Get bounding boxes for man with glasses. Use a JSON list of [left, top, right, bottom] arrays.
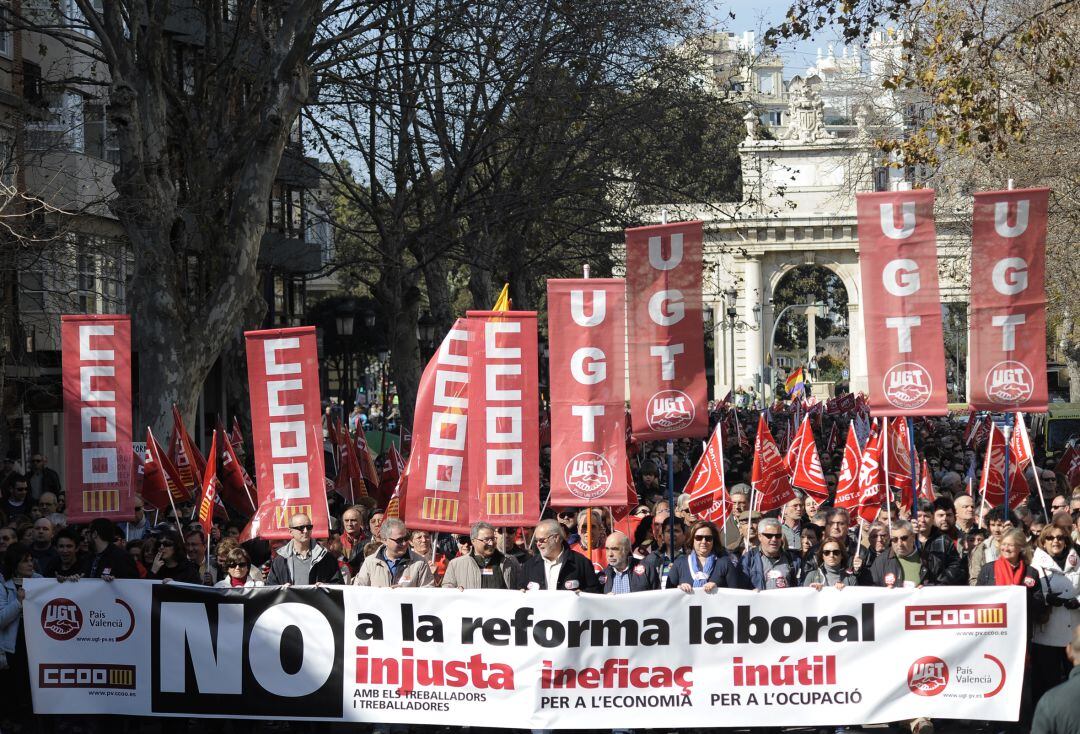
[[119, 498, 149, 540], [27, 453, 61, 501], [1051, 495, 1070, 517], [780, 494, 805, 549], [871, 519, 964, 588], [266, 513, 343, 585], [740, 517, 801, 590], [354, 518, 433, 587], [556, 509, 580, 546], [823, 507, 859, 561], [520, 519, 600, 592], [721, 486, 750, 551], [0, 476, 33, 522], [443, 522, 520, 590]]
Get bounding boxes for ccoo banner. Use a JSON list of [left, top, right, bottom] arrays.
[[403, 319, 472, 534], [61, 315, 135, 524], [25, 581, 1025, 727], [968, 188, 1050, 411], [856, 191, 949, 416], [547, 279, 627, 508], [466, 311, 541, 527], [625, 221, 708, 440], [244, 326, 329, 539]]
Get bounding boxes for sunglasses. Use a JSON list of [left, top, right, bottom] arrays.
[[693, 535, 714, 542], [760, 532, 782, 540], [388, 536, 409, 544], [557, 512, 575, 519], [160, 540, 175, 547], [821, 549, 842, 556], [227, 562, 250, 569], [891, 536, 913, 543], [290, 524, 313, 532], [1046, 535, 1069, 542]]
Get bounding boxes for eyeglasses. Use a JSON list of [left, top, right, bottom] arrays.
[[387, 536, 409, 544], [891, 535, 913, 543], [475, 537, 496, 544], [1052, 504, 1068, 510], [290, 524, 313, 533], [693, 535, 714, 542], [557, 512, 575, 519], [1046, 535, 1068, 542], [760, 532, 782, 540], [821, 549, 842, 556], [227, 562, 250, 569], [160, 540, 175, 547], [535, 535, 558, 544]]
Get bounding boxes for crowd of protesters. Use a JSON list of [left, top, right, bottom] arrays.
[[1, 407, 1079, 734]]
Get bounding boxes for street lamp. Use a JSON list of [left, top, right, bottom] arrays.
[[378, 348, 390, 431], [725, 287, 738, 396], [417, 311, 437, 361], [335, 302, 357, 409]]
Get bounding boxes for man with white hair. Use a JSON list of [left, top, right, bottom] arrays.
[[520, 518, 600, 592], [739, 517, 801, 590], [442, 521, 520, 589], [601, 531, 658, 593], [354, 518, 434, 588]]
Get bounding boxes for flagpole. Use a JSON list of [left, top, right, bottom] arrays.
[[1003, 413, 1014, 510], [883, 418, 892, 533], [1019, 413, 1049, 518], [314, 425, 332, 538], [980, 421, 994, 518], [907, 417, 918, 506]]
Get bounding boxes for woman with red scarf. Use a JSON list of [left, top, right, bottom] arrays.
[[977, 527, 1046, 732]]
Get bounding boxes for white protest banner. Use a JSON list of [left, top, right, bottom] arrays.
[[25, 580, 1024, 727]]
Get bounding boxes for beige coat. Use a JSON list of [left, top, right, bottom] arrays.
[[353, 547, 434, 588], [442, 552, 521, 590]]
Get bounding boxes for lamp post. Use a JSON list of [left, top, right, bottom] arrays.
[[417, 311, 437, 362], [725, 287, 738, 396], [378, 348, 390, 432], [335, 306, 355, 409]]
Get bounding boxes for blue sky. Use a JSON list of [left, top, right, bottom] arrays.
[[710, 0, 849, 78]]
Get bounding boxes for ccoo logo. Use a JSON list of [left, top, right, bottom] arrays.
[[41, 598, 83, 641], [985, 361, 1034, 404], [564, 452, 614, 501], [907, 656, 949, 696], [646, 390, 695, 432], [883, 363, 933, 410]]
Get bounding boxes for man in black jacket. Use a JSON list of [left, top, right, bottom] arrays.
[[871, 519, 966, 587], [266, 513, 343, 585], [83, 518, 138, 580], [520, 519, 600, 593], [601, 531, 658, 593]]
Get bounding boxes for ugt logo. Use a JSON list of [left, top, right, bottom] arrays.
[[907, 656, 949, 696], [565, 452, 613, 501], [986, 361, 1033, 404], [41, 598, 83, 641], [151, 584, 344, 717], [647, 390, 694, 432], [883, 363, 933, 410]]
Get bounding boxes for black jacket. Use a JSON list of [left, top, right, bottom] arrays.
[[520, 547, 601, 593], [82, 543, 138, 579], [870, 530, 965, 587], [666, 550, 749, 589], [153, 560, 202, 584], [601, 557, 659, 593]]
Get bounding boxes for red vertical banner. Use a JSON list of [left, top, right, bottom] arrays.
[[969, 188, 1049, 411], [402, 319, 471, 533], [244, 326, 329, 540], [547, 280, 627, 508], [467, 310, 540, 526], [856, 191, 949, 416], [61, 315, 134, 523], [403, 317, 470, 531], [625, 220, 708, 439]]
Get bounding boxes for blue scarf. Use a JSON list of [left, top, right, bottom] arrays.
[[687, 552, 716, 587]]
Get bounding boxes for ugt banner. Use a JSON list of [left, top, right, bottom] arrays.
[[61, 315, 135, 523], [625, 221, 708, 440], [25, 580, 1025, 727], [968, 188, 1050, 411], [547, 280, 627, 508], [244, 326, 329, 539], [856, 190, 949, 416], [466, 311, 540, 526], [403, 319, 472, 534]]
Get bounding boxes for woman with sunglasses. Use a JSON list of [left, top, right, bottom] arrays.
[[1029, 524, 1080, 707], [149, 530, 201, 584], [214, 548, 264, 588], [666, 520, 747, 592], [802, 539, 857, 589]]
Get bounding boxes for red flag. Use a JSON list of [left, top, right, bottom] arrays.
[[216, 418, 258, 514], [197, 433, 220, 538], [611, 456, 643, 537], [786, 415, 828, 500], [625, 221, 709, 440], [61, 315, 135, 523], [230, 417, 245, 453], [385, 468, 406, 520], [377, 444, 406, 507], [403, 319, 471, 534], [969, 188, 1049, 411], [834, 424, 863, 510], [856, 422, 886, 524], [979, 423, 1030, 509], [169, 405, 206, 497], [1066, 448, 1080, 491], [856, 190, 949, 415], [244, 326, 330, 540], [1009, 412, 1034, 472], [751, 413, 795, 513], [142, 427, 189, 510], [919, 457, 936, 502], [825, 422, 840, 453], [334, 429, 366, 504], [547, 279, 627, 508], [961, 407, 978, 445], [888, 417, 915, 511], [687, 423, 728, 521], [352, 421, 381, 496], [467, 311, 541, 526]]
